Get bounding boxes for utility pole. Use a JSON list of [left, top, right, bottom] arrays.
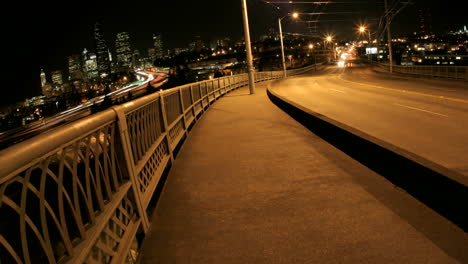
[[241, 0, 255, 94], [384, 0, 394, 73], [367, 30, 372, 63]]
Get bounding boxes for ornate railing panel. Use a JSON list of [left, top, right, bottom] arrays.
[[0, 110, 133, 264], [125, 100, 164, 166], [181, 86, 192, 111]]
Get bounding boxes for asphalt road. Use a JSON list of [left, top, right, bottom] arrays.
[[272, 63, 468, 177]]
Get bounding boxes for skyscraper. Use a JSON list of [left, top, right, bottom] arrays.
[[148, 47, 156, 62], [40, 69, 46, 87], [115, 32, 132, 68], [132, 49, 141, 69], [84, 53, 99, 80], [51, 70, 63, 85], [153, 33, 164, 59], [418, 8, 433, 35], [68, 54, 83, 80], [94, 21, 110, 77], [193, 36, 205, 53]]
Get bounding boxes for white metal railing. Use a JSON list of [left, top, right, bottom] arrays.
[[1, 66, 321, 263], [375, 63, 468, 81]]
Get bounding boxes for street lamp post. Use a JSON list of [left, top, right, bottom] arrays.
[[325, 36, 335, 62], [279, 12, 298, 78], [309, 44, 317, 71], [241, 0, 255, 94], [384, 0, 394, 73], [279, 17, 287, 77], [359, 26, 372, 62]]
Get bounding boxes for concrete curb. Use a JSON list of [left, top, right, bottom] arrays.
[[266, 81, 468, 231]]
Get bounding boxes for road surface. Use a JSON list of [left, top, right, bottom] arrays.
[[272, 63, 468, 177]]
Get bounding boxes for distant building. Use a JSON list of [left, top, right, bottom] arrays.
[[174, 48, 188, 55], [132, 49, 141, 69], [68, 54, 83, 80], [449, 25, 468, 36], [210, 40, 217, 50], [40, 69, 52, 96], [24, 96, 46, 107], [40, 69, 46, 87], [93, 21, 111, 77], [188, 42, 196, 52], [223, 37, 231, 47], [210, 38, 229, 50], [422, 54, 468, 65], [82, 48, 88, 72], [148, 47, 156, 62], [194, 36, 205, 52], [153, 33, 164, 59], [41, 83, 53, 97], [108, 49, 117, 73], [418, 8, 433, 35], [51, 70, 63, 85], [84, 53, 99, 79], [115, 32, 132, 68]]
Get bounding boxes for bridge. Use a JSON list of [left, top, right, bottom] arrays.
[[0, 63, 467, 263]]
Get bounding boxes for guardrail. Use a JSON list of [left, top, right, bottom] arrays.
[[1, 67, 315, 263], [375, 63, 468, 81], [287, 63, 322, 76]]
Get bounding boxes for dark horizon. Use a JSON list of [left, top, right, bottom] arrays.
[[3, 0, 467, 110]]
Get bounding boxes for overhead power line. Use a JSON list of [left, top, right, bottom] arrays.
[[264, 1, 366, 3], [295, 11, 358, 14], [265, 1, 335, 3]]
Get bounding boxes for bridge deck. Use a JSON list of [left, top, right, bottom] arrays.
[[138, 81, 466, 263]]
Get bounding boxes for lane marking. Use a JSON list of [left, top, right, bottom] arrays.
[[337, 75, 468, 104], [394, 103, 449, 117], [330, 88, 346, 94]]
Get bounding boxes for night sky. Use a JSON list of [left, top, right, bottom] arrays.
[[3, 0, 466, 109]]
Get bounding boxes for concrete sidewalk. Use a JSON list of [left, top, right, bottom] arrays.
[[139, 81, 467, 263]]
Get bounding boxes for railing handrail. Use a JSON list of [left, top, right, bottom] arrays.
[[0, 109, 117, 181], [375, 62, 468, 69], [374, 62, 468, 81]]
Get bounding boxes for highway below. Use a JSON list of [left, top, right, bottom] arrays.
[[271, 63, 468, 177], [0, 69, 168, 149]]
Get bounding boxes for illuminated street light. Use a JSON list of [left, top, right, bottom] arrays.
[[358, 25, 371, 62], [279, 12, 299, 77], [325, 35, 336, 61], [358, 26, 371, 43]]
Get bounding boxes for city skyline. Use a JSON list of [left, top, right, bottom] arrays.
[[5, 0, 467, 108]]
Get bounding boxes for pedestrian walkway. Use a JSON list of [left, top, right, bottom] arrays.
[[138, 81, 467, 263]]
